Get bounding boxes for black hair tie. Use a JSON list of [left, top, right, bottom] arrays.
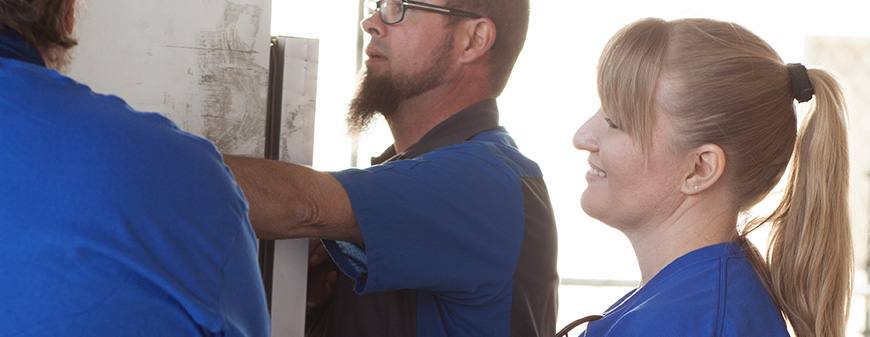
[[787, 63, 814, 103]]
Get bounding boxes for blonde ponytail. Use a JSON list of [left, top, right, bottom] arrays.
[[758, 69, 853, 337]]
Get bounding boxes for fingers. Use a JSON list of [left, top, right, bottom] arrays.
[[309, 238, 331, 266]]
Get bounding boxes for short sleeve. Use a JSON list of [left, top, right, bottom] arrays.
[[324, 142, 527, 300]]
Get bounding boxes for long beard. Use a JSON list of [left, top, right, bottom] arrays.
[[346, 34, 454, 136], [346, 70, 401, 136]]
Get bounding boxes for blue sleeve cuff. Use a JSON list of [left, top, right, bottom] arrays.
[[322, 239, 370, 293]]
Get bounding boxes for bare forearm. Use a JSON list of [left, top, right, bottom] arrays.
[[222, 155, 363, 242]]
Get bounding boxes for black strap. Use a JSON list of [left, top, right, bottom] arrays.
[[554, 314, 603, 337], [372, 99, 500, 164]]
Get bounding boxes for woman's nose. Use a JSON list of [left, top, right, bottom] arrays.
[[573, 113, 600, 152]]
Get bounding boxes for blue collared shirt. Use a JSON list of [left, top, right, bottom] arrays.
[[0, 26, 46, 66], [0, 28, 269, 336]]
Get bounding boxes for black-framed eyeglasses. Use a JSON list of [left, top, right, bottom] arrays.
[[365, 0, 482, 25]]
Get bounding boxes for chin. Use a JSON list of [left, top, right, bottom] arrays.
[[580, 191, 623, 230], [580, 191, 603, 220]]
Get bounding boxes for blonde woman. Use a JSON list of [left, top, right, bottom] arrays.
[[571, 18, 852, 336]]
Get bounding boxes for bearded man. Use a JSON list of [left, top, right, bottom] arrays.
[[224, 1, 558, 336]]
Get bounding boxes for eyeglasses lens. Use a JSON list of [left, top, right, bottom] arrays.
[[366, 0, 378, 15], [376, 0, 403, 24]]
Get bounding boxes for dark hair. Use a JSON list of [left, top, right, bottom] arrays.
[[445, 0, 529, 95], [0, 0, 77, 52]]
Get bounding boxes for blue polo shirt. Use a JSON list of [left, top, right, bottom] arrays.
[[580, 242, 789, 336], [322, 100, 559, 337], [0, 28, 269, 336]]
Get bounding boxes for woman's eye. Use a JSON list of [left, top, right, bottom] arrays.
[[604, 117, 619, 129]]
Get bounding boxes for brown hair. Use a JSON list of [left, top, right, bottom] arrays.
[[445, 0, 529, 96], [0, 0, 78, 56], [598, 18, 852, 337]]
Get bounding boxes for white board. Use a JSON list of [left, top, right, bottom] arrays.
[[68, 0, 272, 157]]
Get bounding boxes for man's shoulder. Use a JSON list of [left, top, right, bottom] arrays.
[[1, 60, 231, 200], [423, 128, 543, 179]]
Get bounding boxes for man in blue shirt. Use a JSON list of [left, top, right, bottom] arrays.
[[0, 1, 269, 335], [224, 0, 559, 336]]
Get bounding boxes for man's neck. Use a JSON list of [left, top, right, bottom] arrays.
[[387, 78, 492, 154]]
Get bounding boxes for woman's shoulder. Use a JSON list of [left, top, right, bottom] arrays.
[[586, 243, 789, 336]]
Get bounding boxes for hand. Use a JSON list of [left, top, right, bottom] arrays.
[[306, 238, 338, 308]]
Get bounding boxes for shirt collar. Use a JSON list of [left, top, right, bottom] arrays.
[[0, 26, 47, 67], [372, 99, 500, 165]]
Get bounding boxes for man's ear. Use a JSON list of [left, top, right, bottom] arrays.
[[458, 18, 495, 64], [681, 143, 726, 194], [65, 0, 76, 35]]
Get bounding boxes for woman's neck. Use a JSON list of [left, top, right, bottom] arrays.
[[625, 199, 738, 287]]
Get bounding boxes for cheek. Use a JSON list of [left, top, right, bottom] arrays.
[[589, 147, 656, 204], [631, 158, 686, 208], [578, 137, 646, 218], [600, 144, 644, 180]]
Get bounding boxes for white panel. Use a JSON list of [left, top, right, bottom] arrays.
[[271, 238, 309, 337], [67, 0, 272, 157], [278, 38, 318, 164], [270, 37, 319, 337]]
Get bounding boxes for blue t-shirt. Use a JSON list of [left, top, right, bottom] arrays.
[[322, 101, 559, 337], [0, 30, 269, 336], [580, 242, 789, 337]]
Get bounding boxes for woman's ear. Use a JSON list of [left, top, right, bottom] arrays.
[[458, 18, 495, 64], [682, 144, 726, 194]]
